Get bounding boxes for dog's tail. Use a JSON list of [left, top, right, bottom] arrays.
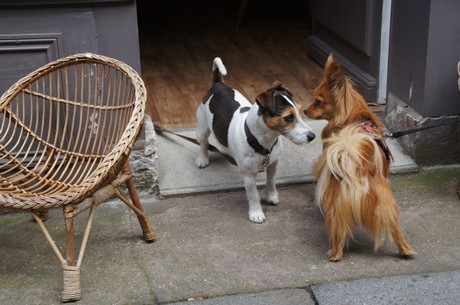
[[212, 57, 227, 84], [315, 124, 387, 224], [315, 124, 414, 257]]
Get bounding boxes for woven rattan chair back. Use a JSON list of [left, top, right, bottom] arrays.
[[0, 53, 156, 302]]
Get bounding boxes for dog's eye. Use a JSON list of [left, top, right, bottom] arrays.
[[283, 114, 294, 123], [315, 99, 322, 107]]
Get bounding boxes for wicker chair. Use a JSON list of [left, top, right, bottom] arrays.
[[0, 53, 156, 302]]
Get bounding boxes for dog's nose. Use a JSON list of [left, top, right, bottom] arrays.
[[307, 132, 316, 142], [303, 109, 309, 116]]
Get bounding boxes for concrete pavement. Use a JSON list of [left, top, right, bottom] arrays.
[[1, 165, 459, 304], [171, 271, 460, 305]]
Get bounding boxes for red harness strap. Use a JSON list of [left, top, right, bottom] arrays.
[[361, 121, 393, 161]]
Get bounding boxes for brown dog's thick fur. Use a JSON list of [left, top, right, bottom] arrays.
[[305, 55, 415, 262]]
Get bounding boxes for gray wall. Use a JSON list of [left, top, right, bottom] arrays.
[[387, 0, 460, 117], [0, 0, 141, 95]]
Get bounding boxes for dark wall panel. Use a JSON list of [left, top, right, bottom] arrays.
[[308, 0, 382, 102], [0, 6, 97, 94], [388, 0, 460, 117], [0, 35, 62, 94], [315, 0, 374, 56], [0, 1, 140, 95]]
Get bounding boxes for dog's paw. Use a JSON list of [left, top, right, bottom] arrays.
[[400, 249, 416, 259], [249, 209, 266, 224], [262, 191, 279, 205], [195, 156, 209, 169], [327, 249, 343, 262]]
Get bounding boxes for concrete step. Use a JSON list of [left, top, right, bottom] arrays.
[[157, 120, 418, 197]]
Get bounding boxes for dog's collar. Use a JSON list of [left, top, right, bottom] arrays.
[[244, 120, 278, 172]]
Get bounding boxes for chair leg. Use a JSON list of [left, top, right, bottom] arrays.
[[122, 162, 157, 242], [31, 208, 48, 223], [64, 205, 76, 266], [32, 209, 82, 302], [61, 265, 81, 302], [62, 204, 81, 302], [35, 208, 49, 221]]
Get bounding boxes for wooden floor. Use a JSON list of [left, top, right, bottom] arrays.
[[137, 0, 324, 130]]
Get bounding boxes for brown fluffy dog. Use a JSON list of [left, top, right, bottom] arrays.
[[304, 54, 415, 262]]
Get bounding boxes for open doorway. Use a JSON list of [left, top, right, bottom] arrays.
[[137, 0, 323, 130]]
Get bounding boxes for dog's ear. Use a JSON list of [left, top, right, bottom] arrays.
[[325, 54, 344, 86], [256, 81, 292, 115], [255, 90, 276, 115], [270, 80, 292, 96]]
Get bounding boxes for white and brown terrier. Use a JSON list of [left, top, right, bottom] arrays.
[[196, 57, 316, 223]]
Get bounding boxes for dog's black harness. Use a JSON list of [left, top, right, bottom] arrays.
[[244, 120, 278, 172]]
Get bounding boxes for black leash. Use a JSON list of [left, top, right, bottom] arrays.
[[384, 120, 459, 139], [153, 124, 237, 166], [154, 119, 458, 165]]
